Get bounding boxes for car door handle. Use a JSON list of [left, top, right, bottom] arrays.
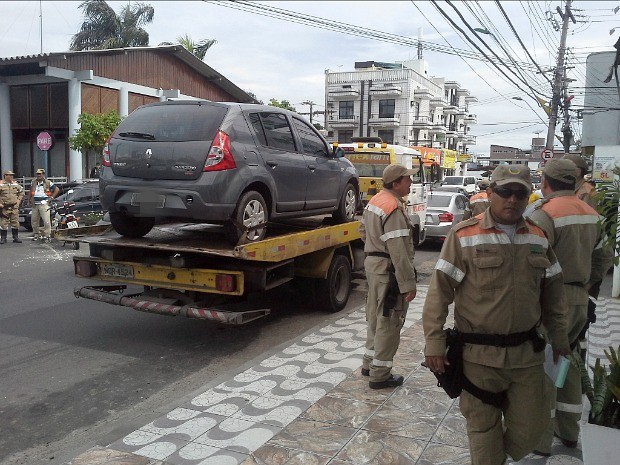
[[266, 161, 278, 168], [308, 164, 316, 171]]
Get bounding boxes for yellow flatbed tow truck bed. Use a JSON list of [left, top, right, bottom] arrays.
[[70, 218, 364, 324]]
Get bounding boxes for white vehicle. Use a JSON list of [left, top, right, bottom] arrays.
[[336, 137, 428, 245], [437, 175, 478, 197]]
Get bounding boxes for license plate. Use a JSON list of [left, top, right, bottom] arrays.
[[101, 263, 134, 278], [130, 192, 165, 208], [67, 221, 79, 229]]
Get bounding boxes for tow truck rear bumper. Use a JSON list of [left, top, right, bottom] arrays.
[[73, 285, 270, 324]]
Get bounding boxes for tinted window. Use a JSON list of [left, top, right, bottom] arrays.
[[259, 112, 296, 151], [115, 104, 227, 142], [428, 195, 452, 208], [292, 118, 327, 156], [444, 177, 464, 185], [339, 101, 354, 119], [249, 113, 267, 146], [379, 99, 395, 118]]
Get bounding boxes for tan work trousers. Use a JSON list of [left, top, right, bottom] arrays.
[[363, 271, 407, 383], [460, 360, 549, 465], [0, 207, 19, 229], [31, 202, 52, 238]]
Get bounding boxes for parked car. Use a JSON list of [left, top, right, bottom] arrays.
[[19, 180, 103, 231], [436, 175, 478, 197], [100, 100, 359, 244], [425, 191, 469, 241]]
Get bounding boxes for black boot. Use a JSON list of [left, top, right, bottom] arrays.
[[12, 228, 21, 243], [0, 230, 6, 244]]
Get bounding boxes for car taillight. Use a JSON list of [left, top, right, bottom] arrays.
[[204, 130, 236, 172], [102, 135, 112, 167], [438, 212, 454, 222]]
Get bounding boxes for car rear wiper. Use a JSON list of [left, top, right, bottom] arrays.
[[118, 131, 155, 140]]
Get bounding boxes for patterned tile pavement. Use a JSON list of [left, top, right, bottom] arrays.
[[67, 286, 620, 465]]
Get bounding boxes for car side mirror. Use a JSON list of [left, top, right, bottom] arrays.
[[333, 146, 345, 158]]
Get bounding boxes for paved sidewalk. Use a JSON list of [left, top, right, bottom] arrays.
[[68, 286, 620, 465]]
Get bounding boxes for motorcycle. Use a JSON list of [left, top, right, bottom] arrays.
[[53, 200, 81, 250]]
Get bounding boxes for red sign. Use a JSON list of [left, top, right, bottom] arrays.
[[36, 131, 53, 151], [541, 148, 553, 160]]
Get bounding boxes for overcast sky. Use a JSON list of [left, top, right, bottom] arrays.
[[1, 1, 618, 156]]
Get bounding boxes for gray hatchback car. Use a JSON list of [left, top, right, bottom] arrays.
[[100, 100, 359, 243]]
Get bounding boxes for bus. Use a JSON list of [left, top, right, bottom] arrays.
[[335, 137, 427, 245]]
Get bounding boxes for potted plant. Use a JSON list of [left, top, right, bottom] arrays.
[[581, 345, 620, 464]]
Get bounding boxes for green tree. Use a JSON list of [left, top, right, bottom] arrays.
[[69, 111, 122, 156], [313, 122, 324, 130], [269, 98, 296, 112], [245, 91, 263, 105], [70, 0, 154, 51], [159, 34, 216, 60]]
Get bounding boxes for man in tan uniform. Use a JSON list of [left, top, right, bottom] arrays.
[[360, 164, 417, 389], [463, 178, 491, 219], [562, 153, 596, 208], [528, 159, 612, 455], [423, 164, 570, 464], [0, 170, 25, 244]]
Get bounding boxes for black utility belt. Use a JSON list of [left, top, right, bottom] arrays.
[[366, 252, 390, 258], [461, 326, 545, 351]]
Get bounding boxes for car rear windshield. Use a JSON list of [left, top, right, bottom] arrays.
[[443, 177, 464, 185], [115, 104, 228, 142], [428, 195, 452, 207]]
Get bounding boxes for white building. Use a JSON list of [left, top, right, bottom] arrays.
[[324, 59, 477, 153]]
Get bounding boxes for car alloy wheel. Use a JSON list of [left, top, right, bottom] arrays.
[[242, 198, 266, 242]]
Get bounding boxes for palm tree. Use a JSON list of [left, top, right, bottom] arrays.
[[70, 0, 155, 51], [159, 34, 217, 61]]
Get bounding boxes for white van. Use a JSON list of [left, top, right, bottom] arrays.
[[437, 175, 478, 197]]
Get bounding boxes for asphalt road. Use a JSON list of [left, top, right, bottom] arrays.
[[0, 233, 440, 465]]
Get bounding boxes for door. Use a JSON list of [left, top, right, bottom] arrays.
[[291, 117, 341, 210], [249, 112, 308, 212]]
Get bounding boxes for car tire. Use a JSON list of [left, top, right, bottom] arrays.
[[315, 254, 352, 313], [332, 183, 357, 223], [225, 191, 268, 245], [109, 212, 155, 238]]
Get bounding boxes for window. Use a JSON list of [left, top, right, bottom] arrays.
[[339, 101, 354, 120], [338, 130, 353, 143], [377, 130, 394, 144], [292, 118, 327, 156], [379, 99, 395, 118], [249, 112, 296, 151]]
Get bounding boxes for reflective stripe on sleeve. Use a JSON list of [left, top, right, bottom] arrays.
[[365, 203, 386, 219], [459, 233, 510, 248], [372, 359, 393, 368], [545, 260, 562, 279], [365, 349, 375, 358], [435, 258, 465, 283], [470, 198, 488, 205], [380, 229, 410, 242]]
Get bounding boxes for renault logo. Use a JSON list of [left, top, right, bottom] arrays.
[[145, 148, 152, 158]]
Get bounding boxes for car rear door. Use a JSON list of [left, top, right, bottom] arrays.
[[248, 112, 307, 212], [290, 117, 341, 210]]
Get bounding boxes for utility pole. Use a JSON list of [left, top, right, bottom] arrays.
[[545, 0, 576, 151], [300, 100, 315, 124], [561, 66, 575, 153]]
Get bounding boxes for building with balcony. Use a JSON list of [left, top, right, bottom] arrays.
[[325, 59, 477, 153]]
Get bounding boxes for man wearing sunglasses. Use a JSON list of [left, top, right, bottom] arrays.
[[527, 159, 612, 456], [423, 164, 570, 465]]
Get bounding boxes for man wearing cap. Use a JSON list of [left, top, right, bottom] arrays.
[[28, 169, 59, 242], [0, 170, 25, 244], [423, 164, 570, 464], [359, 163, 418, 389], [463, 178, 491, 219], [528, 159, 612, 455], [562, 154, 596, 208]]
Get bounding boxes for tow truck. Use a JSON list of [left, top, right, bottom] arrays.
[[64, 218, 364, 325]]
